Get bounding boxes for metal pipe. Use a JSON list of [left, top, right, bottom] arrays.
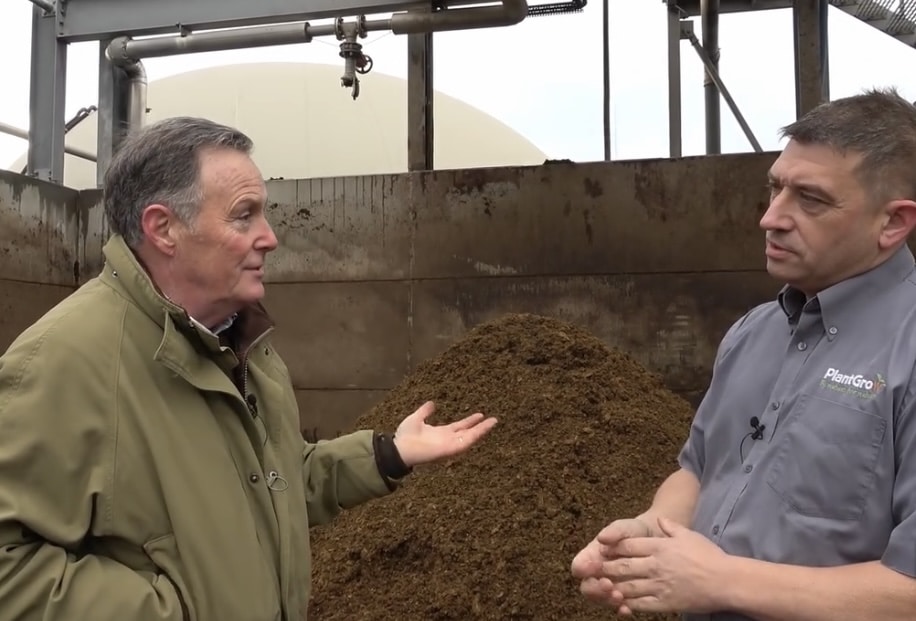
[[389, 0, 526, 34], [701, 0, 720, 154], [106, 0, 527, 62], [0, 120, 97, 163], [819, 0, 829, 102], [27, 0, 54, 13], [667, 4, 682, 158], [123, 60, 148, 132], [685, 31, 762, 153]]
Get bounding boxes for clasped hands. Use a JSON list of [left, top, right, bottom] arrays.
[[571, 516, 731, 616]]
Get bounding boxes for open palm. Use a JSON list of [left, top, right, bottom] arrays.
[[393, 401, 498, 467]]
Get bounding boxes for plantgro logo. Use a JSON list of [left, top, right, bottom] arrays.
[[821, 367, 886, 399]]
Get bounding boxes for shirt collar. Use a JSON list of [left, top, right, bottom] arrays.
[[189, 313, 238, 337], [778, 244, 915, 336]]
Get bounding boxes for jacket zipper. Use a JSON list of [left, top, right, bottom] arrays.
[[236, 326, 287, 614]]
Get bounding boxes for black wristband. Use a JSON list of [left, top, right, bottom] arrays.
[[372, 432, 412, 487]]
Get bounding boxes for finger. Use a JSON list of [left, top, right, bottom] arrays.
[[411, 401, 436, 423], [455, 417, 498, 446], [447, 412, 486, 431], [571, 556, 603, 579], [579, 577, 616, 603], [601, 556, 653, 581], [620, 595, 668, 614], [596, 520, 646, 546], [612, 579, 657, 600], [611, 536, 657, 558]]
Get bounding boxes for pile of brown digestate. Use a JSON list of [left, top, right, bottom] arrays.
[[308, 313, 694, 621]]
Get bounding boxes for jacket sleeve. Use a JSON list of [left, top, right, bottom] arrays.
[[302, 430, 396, 527], [0, 325, 186, 620]]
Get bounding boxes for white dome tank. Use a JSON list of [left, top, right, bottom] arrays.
[[12, 62, 546, 190]]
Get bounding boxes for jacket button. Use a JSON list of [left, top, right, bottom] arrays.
[[249, 473, 260, 484]]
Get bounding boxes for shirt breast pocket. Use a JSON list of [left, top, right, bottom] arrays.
[[765, 393, 887, 522]]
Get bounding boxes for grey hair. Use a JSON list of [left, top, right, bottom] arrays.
[[102, 116, 254, 247], [779, 87, 916, 202]]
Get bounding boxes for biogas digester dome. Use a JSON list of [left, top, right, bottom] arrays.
[[12, 62, 546, 190]]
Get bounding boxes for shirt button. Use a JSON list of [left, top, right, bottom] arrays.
[[797, 342, 807, 351], [249, 473, 260, 484], [828, 326, 838, 335], [771, 401, 780, 410], [745, 464, 753, 473], [712, 525, 720, 535]]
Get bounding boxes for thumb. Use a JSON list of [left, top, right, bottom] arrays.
[[413, 401, 436, 423], [657, 516, 685, 537]]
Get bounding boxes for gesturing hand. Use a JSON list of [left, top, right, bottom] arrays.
[[393, 401, 497, 467]]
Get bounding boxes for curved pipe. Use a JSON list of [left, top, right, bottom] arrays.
[[106, 0, 527, 62], [122, 60, 148, 132]]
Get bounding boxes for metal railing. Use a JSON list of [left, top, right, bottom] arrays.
[[830, 0, 916, 46]]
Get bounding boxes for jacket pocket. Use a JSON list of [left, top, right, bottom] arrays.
[[765, 394, 887, 521], [144, 533, 194, 621]]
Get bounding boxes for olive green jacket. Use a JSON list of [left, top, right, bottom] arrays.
[[0, 235, 394, 620]]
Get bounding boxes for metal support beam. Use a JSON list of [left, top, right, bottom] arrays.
[[701, 0, 720, 154], [57, 0, 509, 42], [602, 0, 610, 160], [27, 6, 68, 183], [793, 0, 829, 118], [407, 28, 434, 171], [96, 42, 134, 187], [667, 2, 682, 158], [683, 22, 762, 152]]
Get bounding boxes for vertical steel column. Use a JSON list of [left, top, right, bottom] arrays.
[[701, 0, 720, 154], [667, 2, 682, 159], [602, 0, 610, 160], [793, 0, 829, 118], [407, 23, 434, 171], [27, 6, 68, 183]]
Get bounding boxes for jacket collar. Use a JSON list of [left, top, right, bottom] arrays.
[[100, 234, 274, 365]]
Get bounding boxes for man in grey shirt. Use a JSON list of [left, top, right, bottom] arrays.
[[571, 88, 916, 620]]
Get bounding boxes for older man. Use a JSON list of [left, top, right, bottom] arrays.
[[0, 117, 496, 620], [572, 88, 916, 620]]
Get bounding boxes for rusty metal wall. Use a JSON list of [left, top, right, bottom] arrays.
[[251, 153, 782, 439], [0, 171, 84, 350], [1, 153, 783, 439]]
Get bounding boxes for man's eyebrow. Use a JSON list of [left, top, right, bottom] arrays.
[[766, 173, 838, 203]]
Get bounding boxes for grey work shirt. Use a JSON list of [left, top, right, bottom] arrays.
[[679, 244, 916, 621]]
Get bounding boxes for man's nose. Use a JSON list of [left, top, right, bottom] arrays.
[[258, 217, 279, 251], [759, 192, 791, 231]]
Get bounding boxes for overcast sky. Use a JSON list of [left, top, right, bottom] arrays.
[[2, 1, 916, 169]]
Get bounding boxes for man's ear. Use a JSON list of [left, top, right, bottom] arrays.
[[140, 204, 180, 256], [879, 199, 916, 250]]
